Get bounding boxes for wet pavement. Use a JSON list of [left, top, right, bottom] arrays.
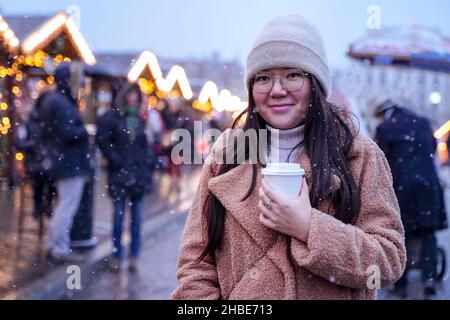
[[65, 212, 187, 300], [0, 165, 201, 298]]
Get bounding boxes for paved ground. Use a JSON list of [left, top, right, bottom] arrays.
[[0, 166, 200, 298], [66, 213, 187, 300]]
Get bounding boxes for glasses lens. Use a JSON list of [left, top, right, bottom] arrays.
[[253, 70, 306, 93], [282, 70, 305, 92], [253, 74, 272, 93]]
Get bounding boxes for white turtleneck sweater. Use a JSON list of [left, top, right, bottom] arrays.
[[265, 124, 304, 163]]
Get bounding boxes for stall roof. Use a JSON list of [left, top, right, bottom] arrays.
[[4, 12, 95, 65], [349, 26, 450, 59], [4, 15, 51, 43]]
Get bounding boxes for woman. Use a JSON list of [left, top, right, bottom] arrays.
[[172, 15, 406, 300], [96, 83, 155, 272]]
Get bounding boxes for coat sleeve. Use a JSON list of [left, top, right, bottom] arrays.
[[290, 137, 406, 289], [375, 124, 391, 156], [171, 152, 221, 300], [53, 97, 88, 143], [95, 114, 124, 169]]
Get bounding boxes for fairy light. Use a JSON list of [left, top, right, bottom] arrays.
[[126, 51, 245, 112], [0, 16, 19, 52], [22, 13, 66, 54], [21, 12, 95, 65], [47, 76, 55, 85], [156, 65, 193, 100], [15, 153, 24, 161], [10, 37, 19, 49], [434, 121, 450, 139], [3, 29, 13, 40], [199, 81, 219, 104], [128, 51, 163, 82], [0, 103, 7, 111], [65, 17, 96, 65], [198, 81, 246, 113], [430, 91, 442, 105], [12, 86, 21, 95], [438, 142, 447, 152]]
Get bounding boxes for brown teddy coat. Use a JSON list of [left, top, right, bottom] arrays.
[[172, 132, 406, 300]]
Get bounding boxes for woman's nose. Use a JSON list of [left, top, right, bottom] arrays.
[[270, 77, 287, 96]]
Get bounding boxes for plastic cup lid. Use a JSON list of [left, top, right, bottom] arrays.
[[261, 163, 305, 176]]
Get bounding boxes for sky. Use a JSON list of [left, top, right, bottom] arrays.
[[1, 0, 450, 70]]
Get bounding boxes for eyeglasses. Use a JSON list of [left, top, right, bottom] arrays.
[[252, 69, 309, 94]]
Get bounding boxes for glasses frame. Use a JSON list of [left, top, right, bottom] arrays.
[[252, 69, 310, 94]]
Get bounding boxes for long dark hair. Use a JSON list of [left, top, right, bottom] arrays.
[[113, 82, 143, 113], [197, 75, 361, 262]]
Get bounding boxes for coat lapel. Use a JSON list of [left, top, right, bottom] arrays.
[[208, 163, 279, 252]]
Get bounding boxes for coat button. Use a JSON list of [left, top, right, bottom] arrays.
[[248, 267, 261, 280]]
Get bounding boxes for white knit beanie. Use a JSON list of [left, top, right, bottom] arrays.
[[246, 15, 331, 97]]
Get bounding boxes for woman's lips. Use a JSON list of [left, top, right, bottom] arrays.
[[269, 104, 294, 113]]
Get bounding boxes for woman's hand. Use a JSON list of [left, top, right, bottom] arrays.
[[258, 177, 312, 242]]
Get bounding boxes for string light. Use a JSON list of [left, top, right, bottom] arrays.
[[47, 76, 55, 85], [0, 15, 19, 52], [12, 86, 21, 95], [434, 121, 450, 139], [198, 81, 246, 113], [156, 65, 193, 100], [128, 51, 163, 82], [21, 12, 96, 65]]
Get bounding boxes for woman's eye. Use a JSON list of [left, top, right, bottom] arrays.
[[286, 72, 302, 79], [255, 75, 270, 82]]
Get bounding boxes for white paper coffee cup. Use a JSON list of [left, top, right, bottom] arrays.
[[261, 163, 305, 199]]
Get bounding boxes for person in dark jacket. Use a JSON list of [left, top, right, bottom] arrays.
[[160, 98, 191, 193], [374, 99, 448, 297], [15, 91, 56, 219], [39, 62, 91, 263], [96, 83, 155, 272]]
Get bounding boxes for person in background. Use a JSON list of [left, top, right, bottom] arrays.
[[374, 98, 448, 298], [39, 62, 92, 263], [96, 83, 156, 272], [160, 98, 190, 193]]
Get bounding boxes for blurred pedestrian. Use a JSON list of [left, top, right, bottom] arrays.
[[373, 98, 448, 297], [172, 15, 406, 300], [96, 83, 156, 272], [160, 98, 190, 193], [15, 91, 56, 220], [39, 62, 92, 263]]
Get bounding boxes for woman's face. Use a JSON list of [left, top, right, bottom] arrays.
[[252, 68, 311, 129], [126, 90, 140, 107]]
